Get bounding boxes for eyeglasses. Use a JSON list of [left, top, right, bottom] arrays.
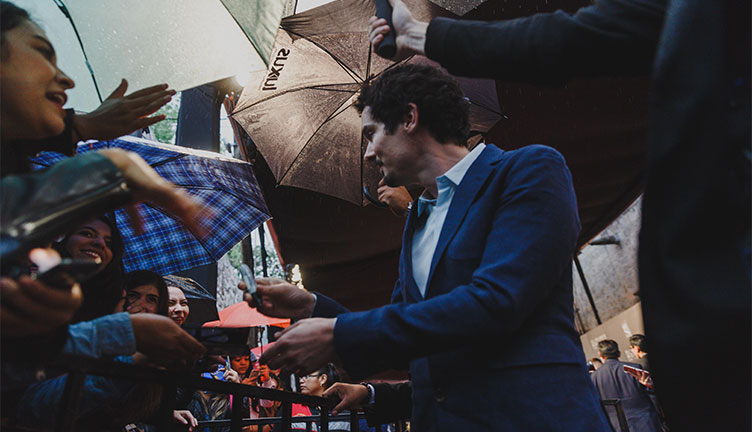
[[300, 373, 320, 380]]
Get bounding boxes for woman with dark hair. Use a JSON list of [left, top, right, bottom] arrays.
[[294, 364, 350, 431], [0, 1, 175, 176], [52, 215, 126, 322], [124, 270, 169, 316]]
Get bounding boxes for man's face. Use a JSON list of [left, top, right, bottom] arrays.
[[362, 106, 416, 188]]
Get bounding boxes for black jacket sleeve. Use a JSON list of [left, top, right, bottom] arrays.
[[425, 0, 665, 86], [364, 382, 413, 427], [311, 292, 350, 318]]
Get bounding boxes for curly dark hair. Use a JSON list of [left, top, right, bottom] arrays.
[[355, 63, 470, 146]]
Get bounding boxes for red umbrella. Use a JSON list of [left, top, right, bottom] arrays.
[[202, 302, 290, 328], [251, 341, 277, 358]]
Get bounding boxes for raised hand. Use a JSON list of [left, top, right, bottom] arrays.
[[377, 179, 412, 216], [368, 0, 428, 61], [0, 275, 82, 337], [258, 318, 338, 376], [323, 382, 370, 415], [130, 314, 206, 366], [73, 80, 175, 141], [239, 277, 315, 320], [173, 410, 198, 432]]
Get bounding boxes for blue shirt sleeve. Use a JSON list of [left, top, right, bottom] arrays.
[[63, 312, 136, 358]]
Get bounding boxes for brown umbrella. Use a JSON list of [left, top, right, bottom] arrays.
[[429, 0, 487, 16], [231, 0, 501, 206]]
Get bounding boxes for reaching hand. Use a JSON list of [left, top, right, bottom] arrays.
[[130, 313, 206, 367], [73, 80, 175, 141], [258, 318, 338, 376], [98, 148, 211, 236], [223, 368, 241, 383], [0, 275, 82, 337], [239, 277, 315, 320], [377, 179, 412, 216], [323, 382, 370, 415], [368, 0, 428, 61], [173, 410, 198, 432]]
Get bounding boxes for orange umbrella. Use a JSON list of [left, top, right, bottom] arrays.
[[202, 302, 290, 328], [251, 341, 277, 358]]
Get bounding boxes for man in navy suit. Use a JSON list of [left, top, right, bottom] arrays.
[[591, 339, 662, 432], [367, 1, 750, 430], [251, 63, 608, 431]]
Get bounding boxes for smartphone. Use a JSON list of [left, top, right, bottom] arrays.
[[35, 258, 101, 289], [239, 263, 262, 306]]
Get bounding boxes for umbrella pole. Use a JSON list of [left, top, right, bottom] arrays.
[[259, 224, 269, 277], [54, 0, 103, 103]]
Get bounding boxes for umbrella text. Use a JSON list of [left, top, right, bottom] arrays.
[[263, 49, 291, 91]]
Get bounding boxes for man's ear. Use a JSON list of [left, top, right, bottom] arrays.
[[404, 103, 419, 134]]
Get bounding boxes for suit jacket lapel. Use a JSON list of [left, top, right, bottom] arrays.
[[424, 146, 502, 296]]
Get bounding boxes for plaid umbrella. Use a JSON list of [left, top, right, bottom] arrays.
[[31, 136, 270, 275]]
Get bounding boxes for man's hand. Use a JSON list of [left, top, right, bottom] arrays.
[[0, 275, 82, 337], [130, 314, 206, 366], [258, 318, 337, 375], [173, 409, 198, 432], [377, 179, 412, 217], [323, 382, 370, 415], [368, 0, 428, 61], [99, 149, 210, 236], [239, 277, 315, 320], [73, 80, 175, 141]]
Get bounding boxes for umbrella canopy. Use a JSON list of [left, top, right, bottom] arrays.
[[202, 302, 290, 328], [31, 136, 271, 276], [251, 341, 276, 358], [231, 0, 499, 205], [16, 0, 289, 108], [429, 0, 485, 16], [163, 274, 219, 324]]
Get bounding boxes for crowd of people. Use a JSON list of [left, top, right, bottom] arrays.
[[1, 0, 748, 431]]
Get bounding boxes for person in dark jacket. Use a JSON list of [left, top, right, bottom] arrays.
[[591, 339, 662, 432], [245, 64, 609, 431], [368, 1, 750, 430], [629, 334, 650, 371]]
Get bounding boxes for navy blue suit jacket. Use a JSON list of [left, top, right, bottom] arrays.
[[591, 359, 662, 432], [331, 145, 609, 431]]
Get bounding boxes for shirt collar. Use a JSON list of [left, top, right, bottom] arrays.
[[415, 143, 486, 217]]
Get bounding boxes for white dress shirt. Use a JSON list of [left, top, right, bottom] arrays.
[[411, 143, 485, 297]]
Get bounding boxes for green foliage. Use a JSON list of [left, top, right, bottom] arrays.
[[227, 242, 243, 269], [253, 244, 284, 279], [152, 94, 181, 144], [225, 240, 284, 280]]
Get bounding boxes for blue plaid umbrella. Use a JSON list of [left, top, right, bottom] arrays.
[[31, 136, 270, 275]]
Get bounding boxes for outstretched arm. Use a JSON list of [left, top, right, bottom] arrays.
[[370, 0, 666, 85]]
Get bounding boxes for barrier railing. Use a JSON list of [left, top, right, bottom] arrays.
[[43, 355, 403, 432]]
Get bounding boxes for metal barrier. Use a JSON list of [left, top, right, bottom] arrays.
[[45, 355, 402, 432], [600, 399, 630, 432]]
